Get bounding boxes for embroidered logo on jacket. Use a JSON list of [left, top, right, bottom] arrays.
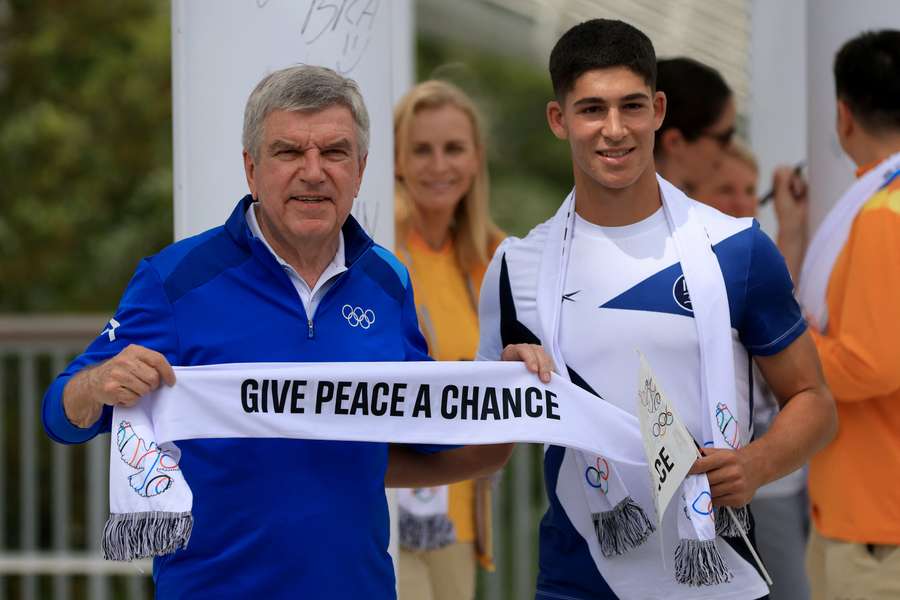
[[342, 304, 375, 329], [101, 318, 121, 342], [672, 275, 693, 313]]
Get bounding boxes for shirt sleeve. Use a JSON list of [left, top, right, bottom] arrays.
[[811, 208, 900, 401], [739, 222, 807, 356], [42, 259, 179, 444], [475, 240, 508, 362]]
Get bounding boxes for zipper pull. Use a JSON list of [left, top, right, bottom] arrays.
[[307, 318, 315, 339]]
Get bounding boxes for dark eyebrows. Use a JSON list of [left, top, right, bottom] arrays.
[[321, 138, 353, 152], [267, 137, 354, 153], [572, 92, 651, 107], [268, 139, 299, 153]]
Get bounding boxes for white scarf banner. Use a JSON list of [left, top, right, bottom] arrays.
[[799, 151, 900, 329], [102, 360, 647, 561]]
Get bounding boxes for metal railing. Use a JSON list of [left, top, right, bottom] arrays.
[[0, 315, 152, 600], [0, 315, 546, 600]]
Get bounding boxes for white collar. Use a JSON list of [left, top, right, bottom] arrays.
[[245, 202, 346, 285]]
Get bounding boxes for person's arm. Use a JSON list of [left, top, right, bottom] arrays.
[[63, 344, 175, 428], [691, 333, 836, 506], [42, 259, 179, 444], [771, 165, 809, 281], [386, 444, 513, 488], [690, 223, 836, 506], [809, 209, 900, 400]]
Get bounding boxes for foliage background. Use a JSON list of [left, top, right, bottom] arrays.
[[0, 1, 572, 314], [0, 0, 173, 313]]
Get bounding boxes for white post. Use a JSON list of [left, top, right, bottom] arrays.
[[747, 0, 807, 237], [170, 0, 412, 585], [806, 0, 900, 231]]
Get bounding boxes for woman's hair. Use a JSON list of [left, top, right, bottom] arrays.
[[394, 80, 503, 271], [723, 138, 758, 173]]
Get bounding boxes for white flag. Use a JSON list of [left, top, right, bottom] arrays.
[[636, 351, 697, 525]]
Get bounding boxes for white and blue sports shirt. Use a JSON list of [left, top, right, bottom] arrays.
[[478, 200, 804, 600]]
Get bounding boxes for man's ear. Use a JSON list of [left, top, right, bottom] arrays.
[[547, 100, 568, 140], [653, 90, 667, 131], [836, 99, 854, 141], [659, 127, 684, 156], [243, 150, 257, 199]]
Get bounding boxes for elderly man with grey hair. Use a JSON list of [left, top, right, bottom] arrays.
[[42, 65, 527, 599]]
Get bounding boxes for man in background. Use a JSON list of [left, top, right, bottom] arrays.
[[793, 29, 900, 600], [654, 57, 736, 195]]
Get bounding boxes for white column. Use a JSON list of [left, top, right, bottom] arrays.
[[747, 0, 807, 237], [806, 0, 900, 231]]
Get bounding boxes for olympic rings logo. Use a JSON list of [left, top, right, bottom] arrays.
[[342, 304, 375, 329], [652, 411, 674, 437], [584, 457, 610, 494]]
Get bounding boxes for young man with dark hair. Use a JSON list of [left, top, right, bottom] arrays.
[[478, 18, 836, 599], [796, 29, 900, 600], [654, 57, 736, 194]]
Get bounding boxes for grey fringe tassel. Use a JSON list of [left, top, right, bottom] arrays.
[[715, 505, 750, 538], [592, 496, 655, 557], [102, 511, 193, 561], [674, 538, 733, 586], [398, 509, 456, 551]]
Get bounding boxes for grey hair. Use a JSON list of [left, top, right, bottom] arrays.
[[242, 64, 370, 161]]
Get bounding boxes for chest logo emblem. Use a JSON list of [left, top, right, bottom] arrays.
[[672, 275, 693, 313], [342, 304, 375, 329]]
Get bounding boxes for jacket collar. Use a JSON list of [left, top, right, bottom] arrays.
[[225, 194, 374, 267]]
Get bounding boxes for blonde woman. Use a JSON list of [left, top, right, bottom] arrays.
[[393, 80, 504, 600]]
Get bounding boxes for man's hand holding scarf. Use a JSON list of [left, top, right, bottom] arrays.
[[63, 344, 175, 429]]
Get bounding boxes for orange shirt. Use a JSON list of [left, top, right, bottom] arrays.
[[808, 168, 900, 544], [397, 230, 493, 544]]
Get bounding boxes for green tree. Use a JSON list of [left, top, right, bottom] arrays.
[[0, 0, 173, 313]]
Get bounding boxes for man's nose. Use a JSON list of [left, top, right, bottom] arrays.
[[603, 110, 626, 141], [300, 150, 325, 184]]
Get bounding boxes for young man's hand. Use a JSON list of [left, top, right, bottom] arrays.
[[501, 343, 555, 383], [688, 445, 767, 507]]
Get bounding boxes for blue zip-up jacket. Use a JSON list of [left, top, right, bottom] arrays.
[[43, 196, 434, 599]]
